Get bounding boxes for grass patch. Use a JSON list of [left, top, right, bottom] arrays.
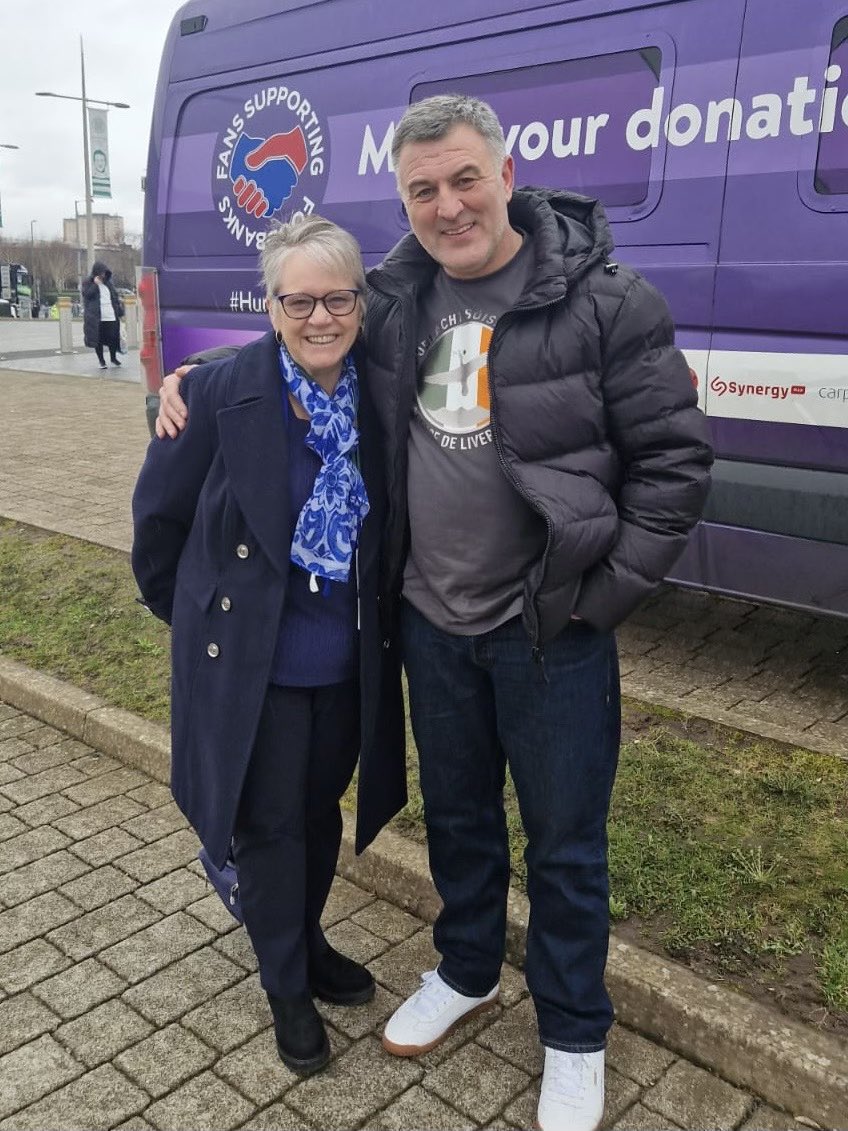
[[2, 518, 847, 1031]]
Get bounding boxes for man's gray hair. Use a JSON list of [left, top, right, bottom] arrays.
[[391, 95, 507, 182], [261, 215, 366, 315]]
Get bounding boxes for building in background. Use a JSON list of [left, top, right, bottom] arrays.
[[63, 213, 125, 248]]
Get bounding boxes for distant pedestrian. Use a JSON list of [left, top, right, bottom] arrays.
[[82, 262, 124, 369]]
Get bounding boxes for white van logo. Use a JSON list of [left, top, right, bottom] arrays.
[[213, 85, 328, 248]]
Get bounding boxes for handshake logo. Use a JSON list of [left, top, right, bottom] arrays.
[[229, 129, 308, 219], [214, 83, 329, 249]]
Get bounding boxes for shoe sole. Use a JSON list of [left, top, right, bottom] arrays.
[[381, 995, 499, 1056], [311, 980, 376, 1007], [276, 1035, 331, 1076]]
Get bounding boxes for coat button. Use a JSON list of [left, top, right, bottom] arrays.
[[220, 596, 232, 612], [236, 543, 249, 559], [207, 642, 220, 658]]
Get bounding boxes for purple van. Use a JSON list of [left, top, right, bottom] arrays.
[[141, 0, 848, 618]]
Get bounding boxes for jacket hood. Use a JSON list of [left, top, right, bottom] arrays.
[[369, 188, 615, 297], [90, 261, 111, 280]]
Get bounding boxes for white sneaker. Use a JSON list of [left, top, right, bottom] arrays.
[[382, 969, 499, 1055], [537, 1047, 604, 1131]]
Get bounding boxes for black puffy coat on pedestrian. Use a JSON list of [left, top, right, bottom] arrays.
[[365, 188, 714, 641], [82, 261, 124, 348]]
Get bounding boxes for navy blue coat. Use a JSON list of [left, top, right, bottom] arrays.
[[131, 330, 407, 867]]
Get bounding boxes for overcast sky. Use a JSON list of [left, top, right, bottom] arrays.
[[0, 1, 185, 243]]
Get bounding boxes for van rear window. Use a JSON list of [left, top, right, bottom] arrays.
[[412, 48, 663, 208]]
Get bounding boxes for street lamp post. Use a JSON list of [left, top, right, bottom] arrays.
[[0, 143, 19, 230], [35, 37, 129, 273], [30, 219, 38, 311], [74, 200, 84, 291]]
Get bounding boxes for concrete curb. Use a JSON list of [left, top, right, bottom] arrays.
[[1, 653, 846, 1126]]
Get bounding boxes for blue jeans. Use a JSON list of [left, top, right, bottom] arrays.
[[401, 602, 620, 1051]]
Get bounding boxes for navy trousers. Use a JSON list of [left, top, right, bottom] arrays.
[[401, 602, 620, 1051], [232, 680, 360, 999]]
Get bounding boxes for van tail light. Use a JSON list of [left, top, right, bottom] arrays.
[[136, 266, 163, 395]]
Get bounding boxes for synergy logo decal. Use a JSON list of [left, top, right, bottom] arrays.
[[214, 85, 328, 248], [417, 323, 495, 449], [709, 377, 806, 400]]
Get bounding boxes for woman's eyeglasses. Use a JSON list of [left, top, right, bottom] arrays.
[[274, 290, 360, 319]]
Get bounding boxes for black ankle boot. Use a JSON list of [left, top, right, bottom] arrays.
[[267, 991, 330, 1074], [309, 945, 376, 1006]]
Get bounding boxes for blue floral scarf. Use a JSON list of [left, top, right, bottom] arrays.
[[278, 342, 369, 585]]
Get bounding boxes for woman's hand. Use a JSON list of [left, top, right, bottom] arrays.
[[155, 365, 196, 439]]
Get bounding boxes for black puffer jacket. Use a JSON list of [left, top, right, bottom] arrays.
[[365, 188, 714, 641]]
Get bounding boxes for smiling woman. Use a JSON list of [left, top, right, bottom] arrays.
[[130, 214, 406, 1079]]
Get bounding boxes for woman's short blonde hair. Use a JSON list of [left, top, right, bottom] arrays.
[[261, 215, 366, 316]]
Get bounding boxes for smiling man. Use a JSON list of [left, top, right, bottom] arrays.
[[364, 95, 713, 1131]]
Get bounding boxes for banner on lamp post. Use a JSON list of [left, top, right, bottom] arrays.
[[88, 107, 112, 198]]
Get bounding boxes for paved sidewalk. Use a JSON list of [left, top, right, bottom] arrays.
[[0, 699, 820, 1130], [0, 366, 846, 759]]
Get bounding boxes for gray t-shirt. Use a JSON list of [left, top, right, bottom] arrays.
[[403, 238, 547, 635]]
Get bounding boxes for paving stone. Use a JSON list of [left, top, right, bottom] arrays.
[[0, 1063, 148, 1130], [63, 767, 150, 807], [318, 982, 402, 1042], [47, 893, 160, 960], [362, 1083, 476, 1130], [0, 890, 79, 954], [115, 1022, 216, 1099], [502, 1083, 538, 1129], [70, 826, 145, 866], [476, 996, 543, 1076], [12, 742, 76, 775], [0, 991, 60, 1056], [136, 867, 209, 914], [611, 1100, 684, 1129], [55, 998, 153, 1068], [0, 812, 26, 841], [122, 946, 245, 1026], [0, 1033, 83, 1121], [116, 828, 200, 882], [0, 763, 24, 786], [0, 794, 11, 813], [126, 782, 172, 809], [214, 1028, 301, 1106], [188, 891, 242, 933], [68, 751, 119, 777], [182, 972, 270, 1053], [425, 1041, 530, 1124], [236, 1101, 312, 1129], [286, 1036, 422, 1128], [56, 797, 147, 842], [114, 1119, 156, 1131], [12, 792, 79, 827], [0, 823, 70, 874], [367, 929, 441, 998], [0, 849, 90, 907], [0, 938, 71, 994], [32, 957, 126, 1020], [0, 738, 35, 764], [60, 863, 138, 911], [144, 1069, 254, 1131], [0, 762, 88, 805], [351, 899, 422, 944], [739, 1104, 810, 1130], [320, 875, 375, 926], [602, 1068, 643, 1127], [324, 918, 390, 965], [0, 715, 43, 742], [606, 1024, 677, 1087], [641, 1060, 754, 1129], [213, 927, 260, 973], [120, 801, 188, 844], [100, 910, 215, 983]]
